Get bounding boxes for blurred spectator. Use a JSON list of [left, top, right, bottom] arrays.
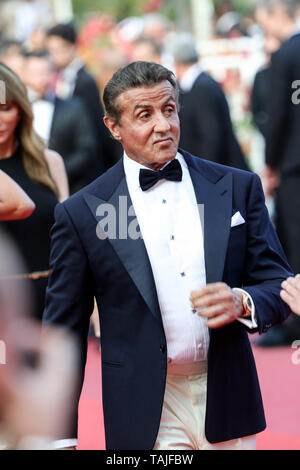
[[142, 13, 173, 45], [23, 50, 99, 193], [0, 0, 54, 42], [214, 0, 256, 38], [131, 36, 162, 64], [25, 28, 48, 54], [142, 13, 174, 69], [0, 230, 78, 450], [0, 39, 25, 77], [98, 49, 128, 93], [0, 63, 68, 321], [172, 33, 249, 171], [251, 33, 281, 139], [46, 22, 121, 172], [254, 0, 300, 346], [0, 170, 35, 220]]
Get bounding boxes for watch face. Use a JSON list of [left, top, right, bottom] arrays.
[[242, 294, 252, 317]]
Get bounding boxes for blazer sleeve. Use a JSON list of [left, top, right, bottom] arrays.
[[43, 201, 95, 438], [240, 173, 293, 334]]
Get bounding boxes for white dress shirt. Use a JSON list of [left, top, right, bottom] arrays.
[[179, 62, 203, 93], [32, 99, 55, 144], [124, 151, 257, 364], [124, 152, 210, 363]]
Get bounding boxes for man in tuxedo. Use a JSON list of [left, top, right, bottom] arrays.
[[43, 61, 292, 450], [46, 22, 122, 173], [171, 33, 249, 171], [255, 0, 300, 345], [23, 51, 98, 193]]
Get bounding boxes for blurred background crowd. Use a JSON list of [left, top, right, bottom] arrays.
[[1, 0, 300, 448]]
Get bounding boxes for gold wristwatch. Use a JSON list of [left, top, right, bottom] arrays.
[[241, 292, 252, 318]]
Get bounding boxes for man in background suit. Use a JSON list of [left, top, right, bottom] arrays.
[[43, 62, 291, 450], [250, 32, 281, 139], [46, 22, 122, 174], [171, 33, 249, 171], [255, 0, 300, 345], [23, 51, 97, 193]]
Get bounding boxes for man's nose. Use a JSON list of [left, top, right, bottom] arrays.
[[154, 113, 171, 133]]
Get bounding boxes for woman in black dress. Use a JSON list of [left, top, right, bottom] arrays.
[[0, 63, 69, 320]]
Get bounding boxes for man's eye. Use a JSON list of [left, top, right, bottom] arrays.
[[140, 112, 150, 119], [165, 106, 175, 114]]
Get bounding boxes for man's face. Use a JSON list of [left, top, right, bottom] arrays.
[[24, 57, 52, 96], [255, 6, 287, 41], [104, 81, 180, 170], [46, 36, 76, 70], [131, 42, 161, 64]]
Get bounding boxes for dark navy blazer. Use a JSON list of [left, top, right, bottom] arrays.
[[43, 149, 292, 449]]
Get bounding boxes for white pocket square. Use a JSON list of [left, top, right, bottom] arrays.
[[231, 211, 245, 227]]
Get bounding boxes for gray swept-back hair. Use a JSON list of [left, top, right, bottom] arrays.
[[103, 61, 179, 124]]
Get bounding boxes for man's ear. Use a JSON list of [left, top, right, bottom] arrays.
[[103, 116, 122, 141]]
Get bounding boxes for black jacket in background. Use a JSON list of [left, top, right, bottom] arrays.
[[251, 66, 271, 139], [49, 97, 97, 194], [266, 33, 300, 176], [73, 67, 123, 174], [179, 72, 249, 171]]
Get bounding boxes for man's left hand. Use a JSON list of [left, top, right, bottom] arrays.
[[190, 283, 244, 329]]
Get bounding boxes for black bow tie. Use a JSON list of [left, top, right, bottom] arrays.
[[139, 159, 183, 191]]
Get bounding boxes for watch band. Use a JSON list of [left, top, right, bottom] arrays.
[[241, 292, 252, 318]]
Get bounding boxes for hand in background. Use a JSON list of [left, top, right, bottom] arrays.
[[261, 164, 280, 197], [280, 275, 300, 316]]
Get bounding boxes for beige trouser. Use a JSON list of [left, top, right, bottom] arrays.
[[153, 361, 256, 450]]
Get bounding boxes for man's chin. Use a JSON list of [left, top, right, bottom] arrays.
[[156, 146, 178, 163]]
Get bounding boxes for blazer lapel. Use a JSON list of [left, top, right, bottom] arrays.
[[84, 170, 162, 325], [186, 157, 233, 284]]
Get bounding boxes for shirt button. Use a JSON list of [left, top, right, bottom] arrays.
[[180, 272, 186, 277], [197, 343, 203, 349], [170, 235, 175, 240], [167, 358, 172, 364], [162, 199, 167, 204]]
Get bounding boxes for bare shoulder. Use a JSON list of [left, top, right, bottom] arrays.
[[44, 148, 65, 169], [44, 149, 69, 202]]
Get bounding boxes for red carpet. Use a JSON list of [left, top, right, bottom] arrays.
[[77, 338, 300, 450]]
